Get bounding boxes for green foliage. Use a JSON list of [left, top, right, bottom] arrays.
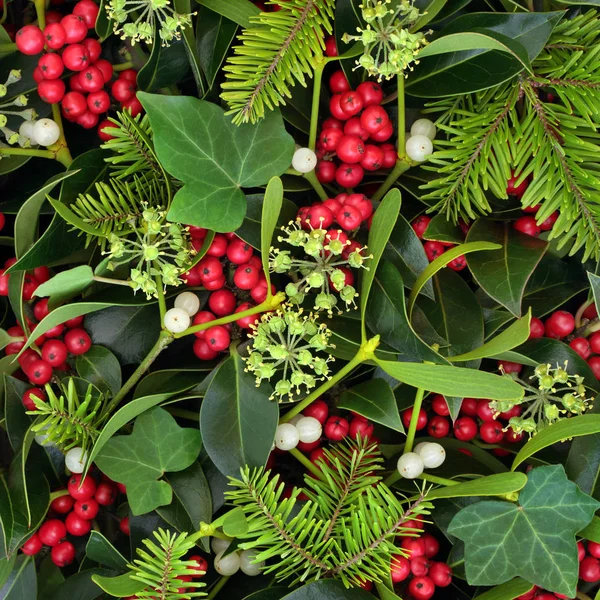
[[449, 465, 600, 597], [225, 438, 431, 588], [220, 0, 335, 125]]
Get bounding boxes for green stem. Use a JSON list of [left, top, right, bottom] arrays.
[[49, 103, 73, 167], [113, 61, 135, 72], [575, 299, 594, 328], [106, 331, 173, 412], [153, 269, 167, 323], [34, 0, 46, 29], [49, 489, 71, 501], [397, 73, 406, 161], [404, 387, 425, 454], [92, 275, 131, 287], [371, 158, 411, 203], [207, 576, 230, 600], [303, 169, 329, 201], [175, 291, 286, 338], [165, 407, 199, 421], [280, 336, 380, 424], [0, 147, 54, 159], [418, 473, 459, 486], [289, 447, 323, 479], [308, 57, 325, 150]]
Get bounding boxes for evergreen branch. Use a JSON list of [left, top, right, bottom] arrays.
[[220, 0, 335, 125]]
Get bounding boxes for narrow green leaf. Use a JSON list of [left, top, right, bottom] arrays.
[[411, 0, 448, 31], [261, 177, 283, 295], [34, 266, 94, 305], [194, 0, 260, 28], [448, 309, 532, 362], [425, 472, 528, 501], [361, 188, 401, 341], [589, 272, 600, 314], [91, 573, 145, 597], [473, 579, 535, 600], [512, 415, 600, 471]]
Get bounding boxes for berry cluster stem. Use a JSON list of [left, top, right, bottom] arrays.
[[34, 0, 46, 29], [404, 387, 425, 453], [206, 576, 230, 600], [303, 169, 329, 201], [308, 57, 325, 150], [289, 446, 324, 479]]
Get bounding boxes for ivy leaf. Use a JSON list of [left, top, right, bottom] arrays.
[[448, 465, 600, 597], [94, 407, 201, 515], [138, 93, 295, 232]]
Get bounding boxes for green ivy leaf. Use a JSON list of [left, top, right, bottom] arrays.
[[466, 220, 547, 317], [448, 465, 600, 597], [138, 93, 295, 232], [95, 407, 201, 515], [200, 349, 279, 477], [75, 345, 122, 398], [338, 378, 404, 433]]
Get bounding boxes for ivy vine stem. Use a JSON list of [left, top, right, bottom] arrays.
[[404, 387, 425, 453]]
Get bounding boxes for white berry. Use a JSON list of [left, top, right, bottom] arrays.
[[174, 291, 200, 317], [34, 424, 53, 446], [65, 447, 88, 474], [214, 550, 240, 576], [32, 118, 60, 146], [295, 416, 322, 444], [410, 118, 436, 140], [417, 442, 446, 469], [292, 147, 317, 173], [289, 413, 305, 426], [19, 120, 36, 141], [405, 135, 433, 163], [163, 307, 191, 333], [274, 423, 299, 451], [239, 550, 264, 576], [413, 442, 429, 455], [211, 537, 230, 554], [397, 452, 424, 479]]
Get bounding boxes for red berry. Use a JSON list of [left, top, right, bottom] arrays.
[[401, 407, 427, 430], [64, 328, 92, 355], [546, 310, 575, 338], [50, 493, 74, 514], [87, 90, 110, 114], [539, 211, 558, 231], [343, 117, 369, 142], [336, 205, 362, 231], [507, 173, 529, 198], [98, 118, 115, 141], [68, 474, 97, 501], [193, 338, 218, 361], [74, 498, 99, 520], [578, 540, 587, 561], [427, 415, 450, 438], [390, 555, 411, 583], [305, 204, 334, 229], [360, 144, 384, 171], [570, 337, 591, 360], [94, 59, 113, 82], [38, 519, 67, 546], [319, 127, 344, 151], [588, 356, 600, 380], [412, 215, 431, 239], [480, 421, 504, 444], [328, 70, 350, 94], [121, 96, 143, 117], [303, 399, 328, 424], [589, 332, 600, 354], [51, 541, 76, 567], [61, 14, 88, 43], [62, 43, 90, 71], [22, 387, 45, 411], [529, 317, 545, 339], [79, 66, 105, 92], [513, 216, 540, 237], [408, 576, 436, 600], [38, 78, 66, 103], [16, 25, 45, 55], [336, 135, 365, 164], [42, 339, 68, 367], [369, 120, 393, 142], [424, 240, 445, 262], [112, 77, 136, 102], [208, 289, 236, 317], [360, 105, 389, 134], [380, 143, 397, 169], [448, 254, 467, 271], [44, 23, 67, 50], [21, 532, 43, 555], [454, 416, 478, 441], [498, 360, 522, 374], [324, 35, 337, 57], [65, 315, 85, 329], [66, 511, 92, 536], [316, 160, 336, 183], [233, 263, 261, 290], [400, 537, 426, 558], [428, 562, 452, 587], [82, 37, 102, 62], [588, 540, 600, 558], [356, 81, 384, 106], [119, 516, 130, 536], [339, 91, 364, 117], [95, 482, 117, 505], [431, 394, 449, 416], [348, 417, 374, 439], [73, 0, 100, 29], [27, 359, 53, 385], [38, 52, 64, 79], [422, 533, 440, 558], [234, 302, 258, 329], [226, 238, 253, 264], [118, 69, 137, 83], [410, 556, 430, 577], [476, 400, 496, 422], [579, 556, 600, 582], [204, 325, 230, 352], [324, 416, 349, 441], [335, 163, 364, 187]]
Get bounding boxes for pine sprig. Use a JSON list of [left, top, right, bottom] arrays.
[[27, 379, 111, 453], [220, 0, 335, 125], [130, 528, 206, 599], [225, 438, 431, 588]]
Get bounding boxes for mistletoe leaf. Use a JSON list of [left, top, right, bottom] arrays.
[[138, 93, 295, 232], [448, 465, 600, 597], [94, 407, 201, 515]]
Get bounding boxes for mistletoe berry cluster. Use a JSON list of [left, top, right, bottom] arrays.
[[210, 537, 264, 578]]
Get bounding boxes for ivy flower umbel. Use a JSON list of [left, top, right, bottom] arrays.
[[491, 362, 593, 436], [243, 305, 335, 401], [106, 0, 194, 46], [104, 206, 194, 299], [0, 70, 37, 153], [270, 220, 370, 316], [342, 0, 429, 81]]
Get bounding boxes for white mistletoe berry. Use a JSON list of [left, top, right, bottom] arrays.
[[292, 147, 317, 173], [239, 549, 265, 576], [174, 291, 200, 317], [417, 442, 446, 469], [405, 134, 433, 162], [65, 447, 88, 474], [19, 120, 36, 141], [289, 413, 305, 426], [32, 118, 60, 146], [214, 550, 240, 576], [295, 416, 322, 443], [211, 537, 230, 554], [397, 452, 424, 479], [410, 118, 436, 140], [274, 423, 300, 451], [163, 307, 191, 333]]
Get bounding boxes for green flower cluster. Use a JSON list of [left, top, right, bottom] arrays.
[[106, 0, 194, 45], [243, 305, 335, 401], [492, 362, 592, 436], [270, 220, 369, 316], [0, 70, 36, 153], [105, 206, 194, 299], [342, 0, 429, 80]]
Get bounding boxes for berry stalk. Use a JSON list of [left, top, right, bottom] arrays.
[[404, 387, 425, 454]]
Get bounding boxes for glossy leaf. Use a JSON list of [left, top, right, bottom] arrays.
[[361, 188, 401, 341], [134, 368, 212, 399], [34, 266, 94, 305], [195, 0, 260, 28], [448, 465, 600, 598], [467, 220, 548, 317], [473, 579, 535, 600], [334, 0, 364, 88], [512, 415, 600, 471], [85, 532, 128, 571], [261, 177, 283, 295], [95, 0, 113, 38], [47, 568, 114, 600], [1, 556, 36, 599], [423, 213, 464, 246], [448, 309, 531, 362], [91, 572, 145, 598], [137, 34, 189, 92], [375, 360, 524, 401], [95, 407, 201, 515], [75, 346, 122, 398], [338, 378, 404, 432], [579, 516, 600, 544], [281, 580, 376, 599], [412, 0, 449, 31], [425, 472, 527, 501], [138, 93, 295, 232], [200, 350, 279, 477], [566, 402, 600, 499], [484, 308, 517, 340], [589, 272, 600, 314]]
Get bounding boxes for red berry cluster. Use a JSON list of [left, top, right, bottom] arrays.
[[389, 525, 452, 600], [297, 192, 373, 233], [315, 70, 397, 187], [411, 215, 469, 271], [181, 229, 272, 360], [20, 473, 123, 567], [516, 540, 600, 598], [15, 2, 141, 137]]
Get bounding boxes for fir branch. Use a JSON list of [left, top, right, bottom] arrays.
[[220, 0, 335, 125]]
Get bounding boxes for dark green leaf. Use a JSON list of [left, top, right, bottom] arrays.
[[194, 0, 260, 28], [1, 556, 36, 600], [200, 350, 279, 477], [261, 177, 283, 295], [138, 93, 295, 232], [412, 0, 449, 30], [95, 407, 202, 515], [0, 554, 16, 590], [95, 0, 113, 38], [423, 213, 464, 246], [334, 0, 364, 88], [473, 579, 536, 600], [91, 572, 144, 598], [282, 580, 375, 600], [4, 376, 33, 451], [448, 465, 600, 597], [48, 569, 115, 600], [134, 368, 212, 399], [75, 345, 122, 397], [425, 472, 527, 501], [34, 266, 94, 306], [243, 589, 289, 600], [173, 0, 205, 95], [338, 378, 404, 432], [59, 149, 110, 205], [85, 532, 128, 571], [589, 272, 600, 315], [566, 402, 600, 499], [484, 308, 517, 340], [466, 220, 548, 317], [137, 34, 189, 92]]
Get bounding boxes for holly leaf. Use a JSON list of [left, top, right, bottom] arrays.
[[138, 93, 295, 232], [448, 465, 600, 597], [94, 407, 201, 516]]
